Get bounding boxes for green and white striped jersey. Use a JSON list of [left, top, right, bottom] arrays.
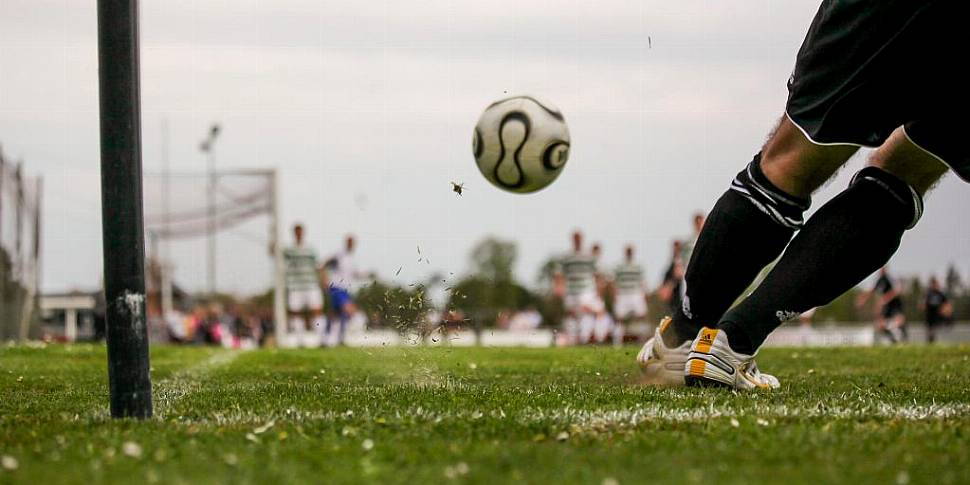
[[560, 252, 596, 296], [283, 245, 319, 292], [614, 262, 644, 295]]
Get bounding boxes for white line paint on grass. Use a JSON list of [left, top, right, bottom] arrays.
[[154, 350, 243, 418], [173, 401, 970, 428]]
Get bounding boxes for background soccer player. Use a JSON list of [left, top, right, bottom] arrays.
[[612, 245, 647, 345], [323, 234, 363, 346], [857, 267, 907, 344], [283, 224, 325, 347], [589, 242, 615, 343], [921, 276, 951, 344], [558, 231, 600, 345], [656, 240, 685, 316], [679, 213, 706, 271], [642, 1, 966, 389]]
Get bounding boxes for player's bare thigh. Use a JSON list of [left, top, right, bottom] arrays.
[[868, 126, 949, 196], [759, 116, 859, 198]]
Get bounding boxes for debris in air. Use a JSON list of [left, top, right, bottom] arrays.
[[451, 181, 465, 196]]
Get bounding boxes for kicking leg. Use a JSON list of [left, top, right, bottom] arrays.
[[666, 116, 856, 346], [718, 126, 948, 354]]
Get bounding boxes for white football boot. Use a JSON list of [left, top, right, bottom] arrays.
[[636, 317, 692, 386], [683, 327, 780, 390]]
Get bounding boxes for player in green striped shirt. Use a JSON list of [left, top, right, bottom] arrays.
[[283, 223, 324, 347], [612, 245, 647, 343]]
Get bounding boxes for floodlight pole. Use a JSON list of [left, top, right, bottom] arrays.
[[200, 124, 220, 297], [160, 119, 174, 318], [98, 0, 153, 418]]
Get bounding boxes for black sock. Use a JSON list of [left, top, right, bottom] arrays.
[[665, 153, 809, 347], [719, 167, 923, 354]]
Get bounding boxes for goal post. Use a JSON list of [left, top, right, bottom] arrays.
[[141, 168, 286, 337]]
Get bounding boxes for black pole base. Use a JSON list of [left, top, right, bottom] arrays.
[[98, 0, 153, 419], [109, 389, 154, 419]]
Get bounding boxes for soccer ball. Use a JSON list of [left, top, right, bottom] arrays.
[[472, 95, 570, 193]]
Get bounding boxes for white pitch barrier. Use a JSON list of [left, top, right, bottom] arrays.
[[349, 329, 556, 347], [764, 325, 875, 347], [276, 328, 557, 348], [274, 324, 970, 348]]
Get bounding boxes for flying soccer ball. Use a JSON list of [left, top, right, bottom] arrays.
[[472, 95, 570, 193]]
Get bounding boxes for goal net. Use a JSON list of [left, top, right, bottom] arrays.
[[141, 169, 284, 341], [0, 153, 42, 341]]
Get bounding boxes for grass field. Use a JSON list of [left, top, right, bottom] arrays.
[[2, 343, 970, 484]]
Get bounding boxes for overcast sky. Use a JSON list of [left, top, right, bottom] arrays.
[[1, 0, 968, 295]]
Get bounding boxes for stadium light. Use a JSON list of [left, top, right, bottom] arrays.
[[97, 0, 153, 418], [200, 123, 220, 296]]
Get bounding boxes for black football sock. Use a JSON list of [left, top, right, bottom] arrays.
[[664, 153, 810, 347], [718, 167, 923, 354]]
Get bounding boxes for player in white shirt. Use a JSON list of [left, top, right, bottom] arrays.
[[558, 231, 603, 344], [612, 245, 648, 344], [590, 243, 616, 344], [322, 234, 363, 346], [283, 224, 324, 347]]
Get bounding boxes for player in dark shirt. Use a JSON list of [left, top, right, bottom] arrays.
[[858, 267, 906, 344], [922, 276, 951, 343], [658, 240, 685, 316]]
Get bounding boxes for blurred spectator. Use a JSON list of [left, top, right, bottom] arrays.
[[508, 307, 542, 331], [657, 240, 685, 315]]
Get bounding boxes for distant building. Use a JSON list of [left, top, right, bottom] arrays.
[[39, 291, 102, 342]]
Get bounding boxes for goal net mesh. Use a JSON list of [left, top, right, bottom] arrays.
[[142, 170, 278, 299]]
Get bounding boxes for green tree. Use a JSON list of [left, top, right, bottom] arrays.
[[470, 237, 516, 282], [943, 265, 970, 321], [445, 237, 543, 329], [813, 287, 864, 323], [903, 277, 923, 323], [355, 280, 433, 335], [945, 264, 963, 296], [535, 255, 561, 288]]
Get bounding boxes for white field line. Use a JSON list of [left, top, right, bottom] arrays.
[[181, 401, 970, 428], [154, 350, 243, 417]]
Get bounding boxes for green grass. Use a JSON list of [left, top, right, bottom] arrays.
[[2, 343, 970, 484]]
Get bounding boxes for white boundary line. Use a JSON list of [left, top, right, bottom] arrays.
[[174, 402, 970, 427], [153, 350, 243, 417]]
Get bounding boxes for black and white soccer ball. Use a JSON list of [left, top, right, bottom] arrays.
[[472, 96, 570, 193]]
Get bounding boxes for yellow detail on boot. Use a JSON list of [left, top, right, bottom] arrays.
[[658, 316, 672, 334], [688, 359, 707, 376], [696, 328, 718, 353]]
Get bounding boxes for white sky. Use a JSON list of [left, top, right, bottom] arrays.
[[1, 0, 968, 294]]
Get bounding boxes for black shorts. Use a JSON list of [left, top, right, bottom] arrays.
[[786, 0, 969, 182], [881, 299, 904, 319]]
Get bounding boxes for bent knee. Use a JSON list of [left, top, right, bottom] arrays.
[[850, 166, 923, 230], [868, 127, 949, 195], [761, 116, 858, 197]]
